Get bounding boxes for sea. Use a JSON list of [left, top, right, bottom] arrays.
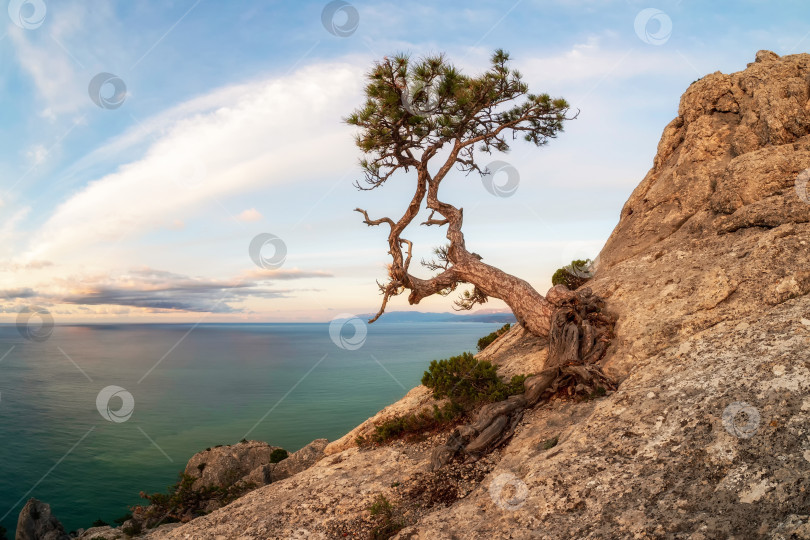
[[0, 321, 500, 535]]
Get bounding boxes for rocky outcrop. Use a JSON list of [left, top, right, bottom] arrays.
[[181, 438, 329, 493], [588, 50, 810, 380], [271, 438, 328, 481], [15, 499, 69, 540], [184, 440, 285, 490]]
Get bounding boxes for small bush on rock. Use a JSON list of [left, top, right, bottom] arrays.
[[476, 323, 510, 351], [362, 353, 528, 448], [551, 259, 594, 290], [421, 352, 526, 405], [270, 448, 288, 463], [363, 402, 465, 447], [368, 495, 403, 539], [139, 472, 255, 523]]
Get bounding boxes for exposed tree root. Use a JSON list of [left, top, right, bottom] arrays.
[[430, 285, 617, 470]]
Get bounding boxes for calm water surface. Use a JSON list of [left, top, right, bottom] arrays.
[[0, 322, 499, 534]]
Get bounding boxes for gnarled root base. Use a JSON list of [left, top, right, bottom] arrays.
[[430, 285, 617, 471]]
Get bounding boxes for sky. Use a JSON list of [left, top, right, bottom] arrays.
[[0, 0, 807, 323]]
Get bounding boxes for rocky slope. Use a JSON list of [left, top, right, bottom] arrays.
[[22, 50, 810, 539], [147, 50, 809, 539]]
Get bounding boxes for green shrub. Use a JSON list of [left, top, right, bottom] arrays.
[[91, 519, 108, 527], [368, 495, 403, 539], [542, 436, 559, 450], [363, 353, 528, 448], [476, 323, 511, 351], [139, 472, 256, 523], [551, 259, 593, 290], [421, 352, 526, 405], [121, 521, 142, 536], [367, 402, 464, 446], [270, 448, 288, 463], [369, 494, 393, 516]]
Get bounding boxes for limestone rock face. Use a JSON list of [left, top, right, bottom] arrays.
[[15, 499, 69, 540], [184, 440, 284, 490], [590, 50, 810, 379], [272, 438, 328, 481], [600, 49, 810, 272], [136, 51, 810, 539]]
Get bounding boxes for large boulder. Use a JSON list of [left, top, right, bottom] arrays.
[[183, 440, 284, 490], [15, 499, 69, 540], [183, 438, 330, 492]]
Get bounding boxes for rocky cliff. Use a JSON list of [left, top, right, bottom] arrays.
[[135, 49, 810, 539], [23, 50, 810, 539]]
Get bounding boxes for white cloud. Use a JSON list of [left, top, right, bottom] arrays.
[[236, 208, 262, 222], [20, 60, 365, 263], [7, 3, 99, 119], [520, 37, 696, 88], [25, 144, 48, 166]]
